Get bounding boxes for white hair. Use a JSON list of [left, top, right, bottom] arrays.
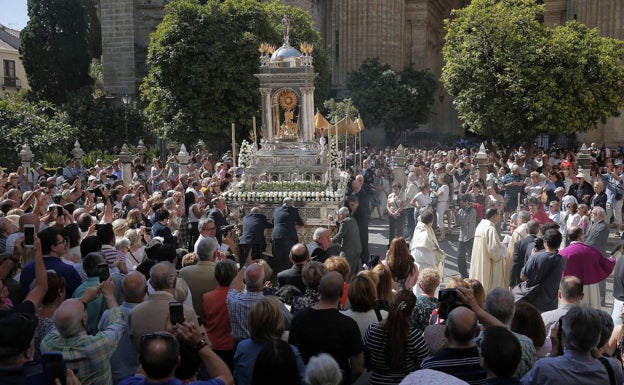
[[304, 353, 342, 385]]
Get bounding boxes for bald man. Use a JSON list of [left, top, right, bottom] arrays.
[[421, 306, 486, 384], [41, 278, 124, 385], [99, 272, 147, 384], [289, 272, 364, 384], [277, 243, 310, 293], [227, 262, 292, 343]]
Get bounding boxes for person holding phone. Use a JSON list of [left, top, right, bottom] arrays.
[[19, 226, 82, 298], [0, 312, 79, 385], [41, 277, 124, 385]]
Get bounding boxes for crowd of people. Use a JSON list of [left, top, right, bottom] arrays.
[[1, 141, 624, 385]]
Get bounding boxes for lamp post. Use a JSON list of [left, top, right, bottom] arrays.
[[121, 94, 131, 144]]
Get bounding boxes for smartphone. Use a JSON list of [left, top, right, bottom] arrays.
[[24, 224, 35, 248], [169, 301, 184, 325], [438, 288, 459, 305], [43, 353, 66, 385], [56, 206, 63, 217], [437, 288, 460, 320], [23, 353, 66, 385], [97, 263, 110, 283]]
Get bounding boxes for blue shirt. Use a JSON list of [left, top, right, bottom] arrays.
[[521, 349, 623, 385], [99, 301, 140, 385], [234, 339, 305, 385], [20, 256, 82, 297]]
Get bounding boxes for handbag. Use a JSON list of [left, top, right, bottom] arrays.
[[512, 281, 541, 303]]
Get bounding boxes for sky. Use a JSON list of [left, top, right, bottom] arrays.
[[0, 0, 28, 30]]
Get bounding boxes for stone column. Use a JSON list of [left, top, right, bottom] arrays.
[[118, 143, 133, 185], [474, 143, 489, 182], [576, 143, 591, 172], [71, 140, 85, 184], [136, 139, 146, 164], [301, 87, 316, 142], [260, 88, 273, 142], [306, 86, 315, 142], [178, 144, 190, 176], [18, 144, 34, 189], [393, 144, 407, 188]]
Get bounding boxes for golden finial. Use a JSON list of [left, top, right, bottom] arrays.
[[300, 42, 313, 55]]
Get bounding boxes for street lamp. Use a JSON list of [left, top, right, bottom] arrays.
[[121, 94, 131, 144]]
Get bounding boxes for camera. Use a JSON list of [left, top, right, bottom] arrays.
[[86, 186, 103, 198], [221, 224, 236, 237], [437, 288, 461, 319]]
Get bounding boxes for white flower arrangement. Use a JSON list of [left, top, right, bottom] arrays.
[[329, 139, 341, 169], [238, 140, 251, 168]]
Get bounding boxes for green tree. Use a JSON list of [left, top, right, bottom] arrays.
[[323, 98, 358, 123], [346, 58, 437, 143], [442, 0, 624, 145], [0, 94, 77, 169], [20, 0, 97, 105], [141, 0, 330, 144], [62, 87, 153, 152]]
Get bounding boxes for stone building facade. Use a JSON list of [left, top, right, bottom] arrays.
[[100, 0, 623, 142], [0, 24, 29, 94]]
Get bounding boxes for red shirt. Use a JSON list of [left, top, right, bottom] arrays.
[[202, 286, 234, 350]]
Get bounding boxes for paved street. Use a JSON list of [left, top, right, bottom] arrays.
[[367, 216, 620, 313]]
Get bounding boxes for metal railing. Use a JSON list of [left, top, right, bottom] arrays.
[[2, 76, 21, 88]]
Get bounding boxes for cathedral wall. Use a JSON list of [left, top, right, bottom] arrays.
[[549, 0, 624, 145], [101, 0, 136, 96]]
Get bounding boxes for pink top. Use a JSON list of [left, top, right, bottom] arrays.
[[560, 242, 616, 285]]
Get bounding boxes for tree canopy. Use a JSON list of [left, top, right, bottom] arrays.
[[0, 93, 77, 168], [141, 0, 330, 144], [346, 58, 437, 144], [20, 0, 97, 105], [442, 0, 624, 145]]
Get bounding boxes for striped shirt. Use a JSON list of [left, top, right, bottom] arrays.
[[363, 322, 430, 385], [420, 346, 487, 385]]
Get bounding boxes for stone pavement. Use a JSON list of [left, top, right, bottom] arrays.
[[367, 216, 621, 313]]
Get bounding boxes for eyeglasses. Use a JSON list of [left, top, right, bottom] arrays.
[[141, 331, 176, 344], [203, 226, 216, 231], [54, 239, 67, 246]]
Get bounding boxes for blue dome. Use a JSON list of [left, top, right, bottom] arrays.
[[270, 44, 301, 62]]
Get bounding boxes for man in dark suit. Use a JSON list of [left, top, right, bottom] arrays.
[[307, 227, 331, 263], [585, 206, 610, 305], [238, 206, 273, 265], [277, 243, 309, 293], [207, 197, 228, 244], [271, 197, 304, 275], [508, 220, 539, 288], [349, 175, 370, 265], [332, 207, 362, 278]]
